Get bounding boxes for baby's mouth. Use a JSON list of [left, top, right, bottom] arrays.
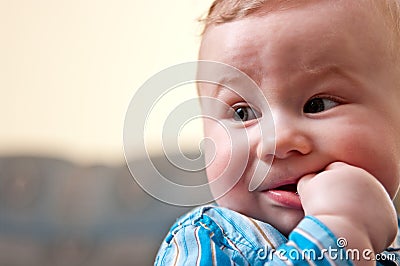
[[274, 183, 298, 194], [266, 182, 302, 209]]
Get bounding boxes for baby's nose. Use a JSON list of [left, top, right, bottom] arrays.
[[257, 115, 312, 160]]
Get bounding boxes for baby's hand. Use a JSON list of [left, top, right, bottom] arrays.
[[297, 162, 397, 255]]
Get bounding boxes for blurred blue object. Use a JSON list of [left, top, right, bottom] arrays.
[[0, 156, 202, 266]]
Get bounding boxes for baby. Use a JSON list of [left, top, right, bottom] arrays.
[[155, 0, 400, 265]]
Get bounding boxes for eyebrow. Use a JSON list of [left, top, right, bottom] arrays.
[[207, 63, 360, 100], [301, 63, 345, 78], [196, 73, 239, 98], [213, 74, 260, 100], [214, 85, 236, 100], [304, 63, 364, 89]]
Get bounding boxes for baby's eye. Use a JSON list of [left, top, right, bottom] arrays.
[[303, 97, 340, 113], [233, 105, 260, 122]]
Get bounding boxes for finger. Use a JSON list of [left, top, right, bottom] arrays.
[[324, 161, 349, 171], [297, 173, 316, 195]]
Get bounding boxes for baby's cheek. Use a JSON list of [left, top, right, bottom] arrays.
[[203, 119, 252, 193], [205, 143, 231, 182], [203, 121, 232, 181], [330, 124, 400, 198]]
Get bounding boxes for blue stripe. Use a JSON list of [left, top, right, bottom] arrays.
[[198, 226, 213, 266], [298, 217, 352, 265], [215, 244, 232, 265], [286, 230, 331, 266]]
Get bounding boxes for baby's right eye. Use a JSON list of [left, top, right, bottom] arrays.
[[232, 105, 260, 122]]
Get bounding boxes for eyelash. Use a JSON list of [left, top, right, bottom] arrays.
[[229, 95, 343, 121], [232, 104, 261, 122], [303, 96, 343, 114]]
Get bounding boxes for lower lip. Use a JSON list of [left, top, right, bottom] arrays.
[[265, 190, 303, 210]]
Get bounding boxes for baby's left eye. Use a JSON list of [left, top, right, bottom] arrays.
[[303, 97, 340, 113]]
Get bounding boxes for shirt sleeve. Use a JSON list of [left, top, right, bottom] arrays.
[[267, 216, 353, 265]]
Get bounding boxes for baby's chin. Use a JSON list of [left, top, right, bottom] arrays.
[[252, 211, 304, 237], [215, 198, 305, 237], [269, 214, 304, 236]]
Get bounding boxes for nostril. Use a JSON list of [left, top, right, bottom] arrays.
[[273, 133, 313, 159], [256, 139, 276, 160]]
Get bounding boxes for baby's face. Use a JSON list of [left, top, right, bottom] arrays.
[[198, 1, 400, 235]]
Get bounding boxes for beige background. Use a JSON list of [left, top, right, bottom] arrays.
[[1, 2, 400, 265], [0, 0, 213, 165]]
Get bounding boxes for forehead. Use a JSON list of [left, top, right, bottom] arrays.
[[200, 1, 387, 57], [198, 1, 393, 93]]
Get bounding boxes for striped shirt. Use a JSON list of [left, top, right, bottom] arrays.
[[155, 205, 400, 265]]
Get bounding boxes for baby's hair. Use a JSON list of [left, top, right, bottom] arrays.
[[200, 0, 308, 31], [201, 0, 400, 34]]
